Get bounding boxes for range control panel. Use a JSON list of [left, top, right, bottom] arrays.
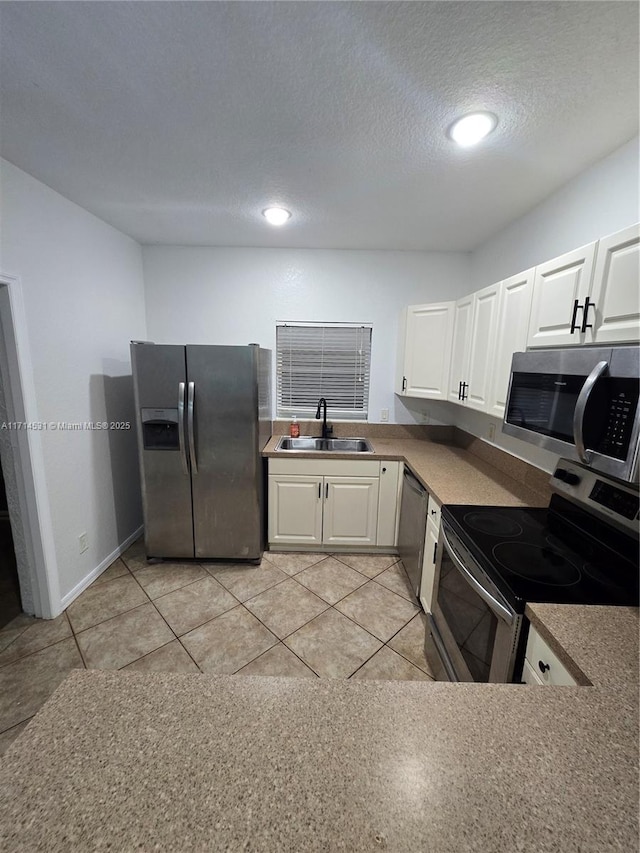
[[589, 480, 639, 521], [551, 459, 639, 536]]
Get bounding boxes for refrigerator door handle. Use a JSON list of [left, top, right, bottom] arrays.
[[187, 381, 198, 474], [178, 382, 189, 474]]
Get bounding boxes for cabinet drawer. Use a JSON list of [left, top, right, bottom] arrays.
[[427, 495, 441, 529], [525, 627, 578, 687]]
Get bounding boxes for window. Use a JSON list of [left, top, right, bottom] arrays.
[[276, 323, 372, 421]]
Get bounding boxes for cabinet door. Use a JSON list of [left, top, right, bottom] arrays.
[[526, 242, 597, 348], [448, 294, 474, 403], [466, 282, 500, 412], [376, 461, 401, 547], [590, 223, 640, 344], [487, 269, 535, 418], [420, 518, 439, 613], [268, 475, 323, 545], [323, 476, 379, 546], [525, 626, 578, 687], [400, 303, 455, 399]]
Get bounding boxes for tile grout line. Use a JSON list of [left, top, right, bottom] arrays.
[[0, 715, 35, 739], [64, 545, 420, 680], [64, 610, 89, 671], [126, 566, 207, 672]]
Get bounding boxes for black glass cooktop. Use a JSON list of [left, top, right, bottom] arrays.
[[442, 496, 639, 612]]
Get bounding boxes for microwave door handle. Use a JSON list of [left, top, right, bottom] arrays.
[[178, 382, 188, 474], [573, 360, 608, 463], [441, 528, 514, 625]]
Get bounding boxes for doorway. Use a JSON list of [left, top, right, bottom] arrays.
[[0, 275, 57, 619], [0, 464, 21, 627]]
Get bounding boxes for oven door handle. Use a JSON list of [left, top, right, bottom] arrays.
[[573, 360, 608, 464], [427, 614, 458, 682], [441, 528, 514, 625]]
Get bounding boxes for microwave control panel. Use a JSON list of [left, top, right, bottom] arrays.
[[597, 385, 638, 460]]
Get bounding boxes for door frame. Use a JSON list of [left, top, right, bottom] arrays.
[[0, 273, 59, 618]]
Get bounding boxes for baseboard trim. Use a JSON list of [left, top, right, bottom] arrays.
[[59, 526, 144, 611]]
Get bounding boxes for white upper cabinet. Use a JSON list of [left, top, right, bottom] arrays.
[[527, 242, 597, 348], [589, 223, 640, 344], [487, 269, 535, 418], [527, 225, 640, 348], [396, 302, 455, 400], [466, 282, 501, 412], [447, 286, 500, 410], [447, 294, 474, 403]]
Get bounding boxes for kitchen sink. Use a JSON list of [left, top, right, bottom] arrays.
[[276, 436, 374, 453]]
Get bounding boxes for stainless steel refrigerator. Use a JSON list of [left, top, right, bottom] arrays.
[[131, 342, 272, 561]]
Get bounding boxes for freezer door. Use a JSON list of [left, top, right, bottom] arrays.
[[186, 345, 262, 559], [131, 343, 194, 558]]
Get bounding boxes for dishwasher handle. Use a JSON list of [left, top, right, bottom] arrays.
[[403, 468, 427, 501]]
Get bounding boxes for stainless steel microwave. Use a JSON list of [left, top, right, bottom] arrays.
[[503, 346, 640, 483]]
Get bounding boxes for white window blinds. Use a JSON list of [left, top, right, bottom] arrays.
[[276, 323, 372, 420]]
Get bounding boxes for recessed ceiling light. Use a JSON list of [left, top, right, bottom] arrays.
[[448, 112, 498, 147], [262, 207, 292, 226]]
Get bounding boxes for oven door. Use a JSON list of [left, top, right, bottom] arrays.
[[425, 521, 522, 683]]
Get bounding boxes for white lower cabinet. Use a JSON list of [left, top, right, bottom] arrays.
[[268, 475, 324, 545], [521, 624, 577, 687], [322, 476, 380, 546], [268, 458, 400, 549]]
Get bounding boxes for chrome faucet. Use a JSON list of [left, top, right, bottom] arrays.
[[315, 397, 333, 439]]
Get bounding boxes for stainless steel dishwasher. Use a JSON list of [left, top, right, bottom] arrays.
[[397, 467, 428, 598]]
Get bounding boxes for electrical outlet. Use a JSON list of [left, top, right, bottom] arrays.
[[421, 411, 429, 424], [488, 423, 496, 442], [78, 532, 88, 554], [380, 408, 389, 422]]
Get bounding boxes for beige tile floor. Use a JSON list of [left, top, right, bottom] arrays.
[[0, 541, 434, 755]]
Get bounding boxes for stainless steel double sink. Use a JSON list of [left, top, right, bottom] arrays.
[[275, 436, 374, 453]]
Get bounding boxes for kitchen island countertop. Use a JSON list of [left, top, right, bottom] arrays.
[[0, 668, 637, 853]]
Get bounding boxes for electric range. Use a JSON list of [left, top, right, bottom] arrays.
[[425, 459, 639, 683]]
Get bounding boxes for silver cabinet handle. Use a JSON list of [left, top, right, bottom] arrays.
[[573, 360, 608, 464], [178, 382, 188, 474], [441, 527, 513, 625], [187, 381, 197, 474]]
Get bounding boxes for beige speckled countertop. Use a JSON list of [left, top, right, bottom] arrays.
[[263, 435, 548, 507], [526, 604, 639, 688], [1, 670, 638, 853]]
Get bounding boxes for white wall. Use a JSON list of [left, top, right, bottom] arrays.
[[0, 160, 147, 614], [142, 247, 471, 424], [471, 136, 640, 290], [445, 135, 640, 473]]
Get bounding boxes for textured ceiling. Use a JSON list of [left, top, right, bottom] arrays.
[[0, 1, 638, 251]]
